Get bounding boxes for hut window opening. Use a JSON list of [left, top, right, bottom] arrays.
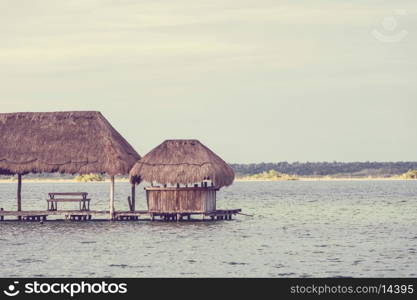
[[147, 180, 215, 189]]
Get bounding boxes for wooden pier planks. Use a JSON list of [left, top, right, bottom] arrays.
[[0, 208, 242, 222]]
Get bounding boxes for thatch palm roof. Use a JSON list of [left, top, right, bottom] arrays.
[[0, 111, 140, 176], [129, 139, 234, 188]]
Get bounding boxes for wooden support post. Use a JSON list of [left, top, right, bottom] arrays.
[[0, 208, 3, 221], [17, 174, 22, 211], [127, 197, 132, 211], [109, 176, 115, 220], [17, 174, 22, 221], [131, 183, 136, 212]]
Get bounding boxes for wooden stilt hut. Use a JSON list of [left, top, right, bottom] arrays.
[[0, 111, 141, 220], [129, 140, 235, 219]]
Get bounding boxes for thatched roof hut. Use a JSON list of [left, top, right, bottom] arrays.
[[0, 111, 141, 218], [0, 111, 140, 176], [129, 139, 234, 187], [130, 139, 234, 215]]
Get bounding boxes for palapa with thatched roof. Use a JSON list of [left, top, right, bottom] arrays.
[[0, 111, 139, 175], [130, 139, 235, 216], [129, 139, 234, 187], [0, 111, 141, 218]]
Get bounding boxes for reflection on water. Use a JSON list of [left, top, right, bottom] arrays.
[[0, 181, 416, 277]]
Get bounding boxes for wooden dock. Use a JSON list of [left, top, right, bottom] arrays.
[[0, 208, 242, 222]]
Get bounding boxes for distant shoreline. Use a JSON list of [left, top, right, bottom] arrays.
[[236, 177, 411, 182], [0, 177, 414, 183], [0, 179, 130, 183]]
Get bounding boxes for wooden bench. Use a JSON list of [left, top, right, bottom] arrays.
[[47, 192, 91, 211]]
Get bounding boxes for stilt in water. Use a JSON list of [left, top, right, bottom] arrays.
[[17, 174, 22, 221], [109, 176, 115, 220]]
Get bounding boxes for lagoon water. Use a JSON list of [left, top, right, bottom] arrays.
[[0, 181, 416, 277]]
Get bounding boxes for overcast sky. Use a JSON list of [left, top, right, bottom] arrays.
[[1, 0, 416, 163]]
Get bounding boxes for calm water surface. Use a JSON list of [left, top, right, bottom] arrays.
[[0, 181, 416, 277]]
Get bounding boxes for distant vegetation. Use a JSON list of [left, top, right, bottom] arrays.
[[231, 162, 417, 178], [2, 162, 417, 181], [397, 170, 417, 179], [75, 174, 104, 182], [237, 170, 298, 181]]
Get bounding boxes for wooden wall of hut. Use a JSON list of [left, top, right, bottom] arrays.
[[145, 187, 218, 213]]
